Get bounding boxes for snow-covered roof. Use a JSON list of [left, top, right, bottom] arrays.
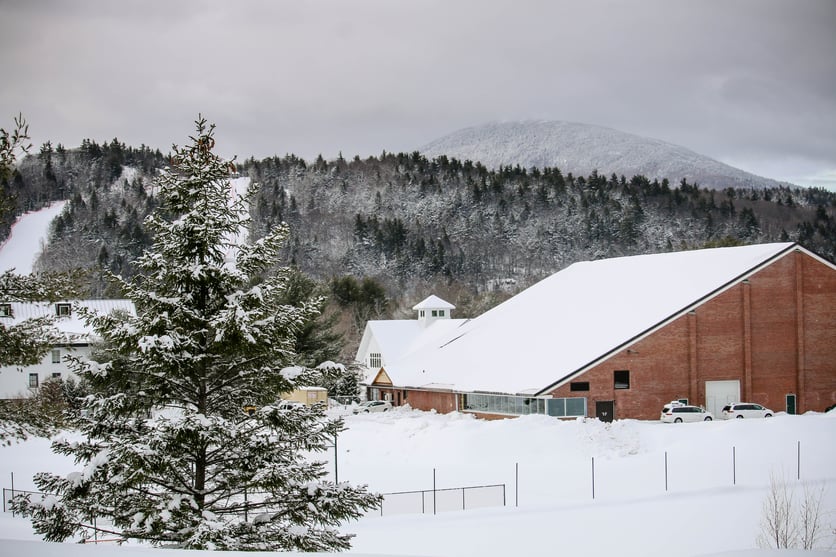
[[384, 243, 807, 395], [364, 317, 468, 365], [0, 300, 136, 343], [412, 295, 455, 311]]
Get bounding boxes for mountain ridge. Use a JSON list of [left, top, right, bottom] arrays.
[[420, 120, 788, 191]]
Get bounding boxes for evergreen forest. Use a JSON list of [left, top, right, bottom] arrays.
[[2, 141, 834, 355]]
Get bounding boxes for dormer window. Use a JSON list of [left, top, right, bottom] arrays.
[[0, 303, 11, 318], [55, 303, 72, 317]]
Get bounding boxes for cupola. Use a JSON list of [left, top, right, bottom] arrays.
[[412, 295, 455, 328]]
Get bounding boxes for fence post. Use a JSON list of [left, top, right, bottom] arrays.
[[10, 472, 14, 517], [515, 462, 519, 507], [591, 457, 595, 500], [433, 468, 436, 516], [665, 451, 668, 492], [333, 431, 339, 484], [732, 446, 736, 486], [797, 441, 800, 480], [462, 487, 465, 511]]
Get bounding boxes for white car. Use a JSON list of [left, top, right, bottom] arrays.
[[353, 400, 392, 414], [721, 402, 773, 419], [660, 402, 713, 423], [277, 400, 305, 410]]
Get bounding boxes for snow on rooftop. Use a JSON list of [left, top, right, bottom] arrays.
[[412, 295, 455, 310], [366, 318, 468, 366], [1, 300, 136, 342], [386, 243, 797, 394]]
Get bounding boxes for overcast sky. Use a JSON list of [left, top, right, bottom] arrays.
[[1, 0, 834, 189]]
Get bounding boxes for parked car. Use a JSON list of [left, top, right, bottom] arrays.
[[721, 402, 773, 419], [353, 400, 392, 414], [277, 400, 305, 410], [660, 401, 713, 423]]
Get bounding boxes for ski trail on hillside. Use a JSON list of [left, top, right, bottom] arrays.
[[0, 200, 68, 274], [223, 176, 251, 268]]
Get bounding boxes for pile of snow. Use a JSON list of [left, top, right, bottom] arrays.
[[1, 407, 834, 556]]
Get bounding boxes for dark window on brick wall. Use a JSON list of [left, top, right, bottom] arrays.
[[570, 381, 590, 392], [614, 370, 630, 389]]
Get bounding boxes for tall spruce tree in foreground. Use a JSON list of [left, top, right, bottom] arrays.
[[13, 117, 380, 550]]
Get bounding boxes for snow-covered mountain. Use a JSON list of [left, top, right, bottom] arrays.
[[420, 121, 787, 190]]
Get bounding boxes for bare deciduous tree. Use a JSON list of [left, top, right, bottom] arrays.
[[798, 481, 828, 550], [758, 472, 798, 549], [757, 471, 831, 550]]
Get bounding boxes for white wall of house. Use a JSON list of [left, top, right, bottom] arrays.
[[0, 344, 89, 399]]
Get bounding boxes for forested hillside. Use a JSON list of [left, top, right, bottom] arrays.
[[3, 144, 835, 317], [244, 152, 835, 292]]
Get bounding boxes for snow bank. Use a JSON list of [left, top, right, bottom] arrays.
[[1, 409, 834, 557]]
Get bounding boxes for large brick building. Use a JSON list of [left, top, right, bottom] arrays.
[[359, 243, 836, 420]]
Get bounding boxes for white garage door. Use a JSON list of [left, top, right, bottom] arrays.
[[705, 380, 741, 417]]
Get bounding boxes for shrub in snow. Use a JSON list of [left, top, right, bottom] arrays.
[[11, 117, 381, 550], [756, 471, 831, 550]]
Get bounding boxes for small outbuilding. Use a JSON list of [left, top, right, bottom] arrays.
[[281, 386, 329, 407]]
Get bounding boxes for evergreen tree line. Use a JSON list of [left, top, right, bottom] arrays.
[[9, 145, 836, 317], [242, 151, 835, 292]]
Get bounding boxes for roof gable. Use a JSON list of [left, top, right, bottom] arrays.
[[385, 243, 801, 394], [412, 295, 455, 311], [372, 368, 393, 385]]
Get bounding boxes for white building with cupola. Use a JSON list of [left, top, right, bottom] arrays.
[[354, 295, 466, 404]]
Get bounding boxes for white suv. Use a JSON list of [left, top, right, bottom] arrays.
[[661, 401, 713, 423], [721, 402, 773, 419]]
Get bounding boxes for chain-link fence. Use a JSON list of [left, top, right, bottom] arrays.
[[376, 483, 506, 516]]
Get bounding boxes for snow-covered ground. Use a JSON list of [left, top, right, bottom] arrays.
[[0, 201, 67, 274], [1, 408, 834, 557]]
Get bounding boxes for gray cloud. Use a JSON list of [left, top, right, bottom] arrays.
[[1, 0, 834, 188]]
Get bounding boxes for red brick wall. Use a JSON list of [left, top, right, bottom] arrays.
[[799, 253, 836, 411], [546, 250, 836, 420]]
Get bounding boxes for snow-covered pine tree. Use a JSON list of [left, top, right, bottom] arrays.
[[12, 117, 381, 550]]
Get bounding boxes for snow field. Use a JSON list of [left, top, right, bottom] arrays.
[[1, 406, 834, 557]]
